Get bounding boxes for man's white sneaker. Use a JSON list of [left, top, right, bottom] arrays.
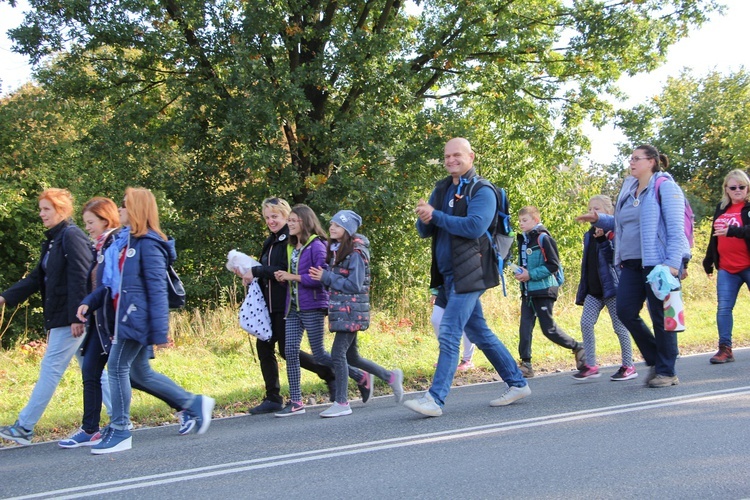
[[403, 392, 442, 417], [489, 384, 531, 407]]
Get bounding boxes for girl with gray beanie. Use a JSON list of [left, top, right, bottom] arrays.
[[309, 210, 404, 417]]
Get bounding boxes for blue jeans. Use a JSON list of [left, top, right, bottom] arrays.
[[17, 326, 85, 430], [716, 267, 750, 347], [108, 339, 195, 431], [430, 277, 526, 407], [616, 261, 678, 377]]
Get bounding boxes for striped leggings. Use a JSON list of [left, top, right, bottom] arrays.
[[580, 294, 633, 368], [285, 309, 363, 403]]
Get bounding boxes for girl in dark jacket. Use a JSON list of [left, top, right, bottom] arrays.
[[702, 169, 750, 364], [60, 197, 193, 449], [573, 195, 636, 382], [310, 210, 404, 417], [0, 189, 92, 446], [273, 205, 370, 417], [77, 188, 213, 454], [239, 197, 335, 415]]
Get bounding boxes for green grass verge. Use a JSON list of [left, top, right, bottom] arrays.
[[2, 269, 748, 445]]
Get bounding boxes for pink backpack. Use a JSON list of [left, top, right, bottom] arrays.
[[654, 176, 695, 248]]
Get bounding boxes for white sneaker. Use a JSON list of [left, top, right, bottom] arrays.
[[320, 402, 353, 418], [489, 384, 531, 407], [389, 368, 404, 403], [403, 392, 442, 417]]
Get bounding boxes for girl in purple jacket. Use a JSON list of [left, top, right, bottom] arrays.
[[273, 205, 371, 417]]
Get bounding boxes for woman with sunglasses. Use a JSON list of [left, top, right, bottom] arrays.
[[702, 169, 750, 364], [238, 197, 335, 414], [577, 145, 690, 388]]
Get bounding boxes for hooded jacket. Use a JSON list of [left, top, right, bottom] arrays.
[[517, 224, 561, 299], [82, 230, 176, 346], [320, 234, 371, 332], [285, 235, 329, 312], [1, 219, 91, 330], [575, 227, 619, 305]]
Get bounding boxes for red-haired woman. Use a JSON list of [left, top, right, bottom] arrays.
[[0, 189, 92, 446], [78, 188, 213, 454]]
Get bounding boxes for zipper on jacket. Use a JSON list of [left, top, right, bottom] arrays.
[[112, 236, 129, 345]]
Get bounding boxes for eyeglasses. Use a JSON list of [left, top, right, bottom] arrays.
[[727, 185, 747, 191], [629, 156, 652, 163]]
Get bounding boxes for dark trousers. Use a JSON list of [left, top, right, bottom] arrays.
[[518, 296, 578, 361], [256, 311, 334, 404], [81, 332, 180, 433], [616, 260, 678, 377]]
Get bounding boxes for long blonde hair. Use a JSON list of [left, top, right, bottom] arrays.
[[124, 187, 166, 240], [720, 169, 750, 209]]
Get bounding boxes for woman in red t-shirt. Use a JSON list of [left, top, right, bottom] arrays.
[[703, 169, 750, 364]]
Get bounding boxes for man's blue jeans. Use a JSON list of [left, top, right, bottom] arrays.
[[17, 326, 85, 430], [430, 277, 526, 407], [716, 267, 750, 347], [616, 260, 678, 377], [108, 339, 195, 430]]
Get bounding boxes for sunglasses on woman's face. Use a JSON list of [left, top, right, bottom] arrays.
[[727, 185, 747, 191]]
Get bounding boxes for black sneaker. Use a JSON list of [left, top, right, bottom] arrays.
[[358, 372, 374, 403], [249, 399, 284, 415], [275, 401, 305, 417]]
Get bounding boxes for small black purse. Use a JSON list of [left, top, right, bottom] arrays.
[[167, 266, 186, 309]]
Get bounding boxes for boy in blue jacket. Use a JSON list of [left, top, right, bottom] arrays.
[[513, 206, 585, 377]]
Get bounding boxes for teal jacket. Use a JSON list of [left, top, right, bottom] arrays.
[[517, 224, 560, 299]]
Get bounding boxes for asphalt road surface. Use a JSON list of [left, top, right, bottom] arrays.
[[2, 349, 749, 499]]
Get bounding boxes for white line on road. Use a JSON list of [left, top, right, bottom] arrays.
[[10, 385, 750, 499]]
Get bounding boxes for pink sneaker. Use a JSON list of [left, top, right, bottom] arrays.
[[572, 365, 600, 381], [610, 365, 638, 381], [457, 360, 474, 372]]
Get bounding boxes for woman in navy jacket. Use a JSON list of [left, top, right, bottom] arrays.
[[0, 188, 92, 446], [60, 197, 194, 449], [77, 188, 214, 454], [702, 169, 750, 364]]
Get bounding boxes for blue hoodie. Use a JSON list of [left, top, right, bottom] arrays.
[[83, 229, 176, 346]]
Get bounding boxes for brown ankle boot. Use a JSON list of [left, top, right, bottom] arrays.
[[710, 344, 734, 364]]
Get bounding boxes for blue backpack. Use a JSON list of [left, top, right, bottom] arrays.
[[537, 232, 564, 286], [465, 178, 515, 294]]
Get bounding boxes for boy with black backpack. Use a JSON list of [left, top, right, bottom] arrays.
[[513, 206, 585, 377]]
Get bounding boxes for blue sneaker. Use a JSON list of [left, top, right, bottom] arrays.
[[0, 421, 33, 446], [59, 427, 102, 448], [91, 427, 132, 455], [176, 411, 196, 435], [189, 395, 215, 434]]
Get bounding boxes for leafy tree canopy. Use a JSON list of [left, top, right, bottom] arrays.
[[617, 68, 750, 219], [0, 0, 721, 342]]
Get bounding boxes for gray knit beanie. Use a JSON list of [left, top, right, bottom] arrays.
[[330, 210, 362, 236]]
